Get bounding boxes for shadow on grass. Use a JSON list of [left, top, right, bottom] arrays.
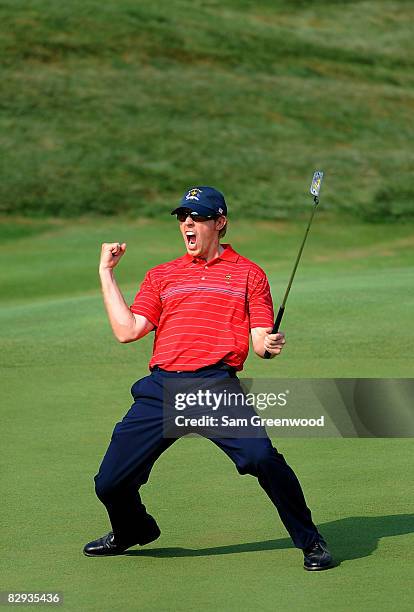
[[124, 513, 414, 565]]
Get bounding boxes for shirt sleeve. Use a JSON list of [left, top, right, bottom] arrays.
[[247, 267, 274, 329], [130, 270, 162, 328]]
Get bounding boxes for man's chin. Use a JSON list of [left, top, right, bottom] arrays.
[[186, 244, 200, 256]]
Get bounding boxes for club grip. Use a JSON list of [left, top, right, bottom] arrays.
[[263, 306, 285, 360]]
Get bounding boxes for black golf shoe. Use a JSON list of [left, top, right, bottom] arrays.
[[303, 539, 334, 571], [83, 520, 161, 557]]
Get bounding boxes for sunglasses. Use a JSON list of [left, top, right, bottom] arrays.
[[176, 211, 219, 222]]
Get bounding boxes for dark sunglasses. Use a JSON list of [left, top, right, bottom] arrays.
[[176, 211, 219, 222]]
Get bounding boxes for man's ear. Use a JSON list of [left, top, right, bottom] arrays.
[[216, 216, 227, 231]]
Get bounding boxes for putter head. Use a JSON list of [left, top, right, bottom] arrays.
[[310, 171, 324, 204]]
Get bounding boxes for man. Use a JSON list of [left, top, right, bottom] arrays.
[[83, 186, 333, 571]]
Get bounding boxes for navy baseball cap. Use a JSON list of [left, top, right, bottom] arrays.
[[171, 186, 227, 217]]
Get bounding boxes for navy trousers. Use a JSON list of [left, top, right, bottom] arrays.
[[94, 368, 321, 550]]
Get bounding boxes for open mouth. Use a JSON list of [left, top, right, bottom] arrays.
[[185, 231, 197, 248]]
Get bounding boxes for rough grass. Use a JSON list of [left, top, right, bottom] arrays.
[[1, 1, 413, 219]]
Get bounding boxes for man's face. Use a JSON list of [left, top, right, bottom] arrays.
[[178, 212, 225, 258]]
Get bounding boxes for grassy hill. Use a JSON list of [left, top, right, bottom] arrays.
[[1, 0, 413, 220]]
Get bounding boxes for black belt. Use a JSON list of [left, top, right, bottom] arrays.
[[151, 360, 236, 374]]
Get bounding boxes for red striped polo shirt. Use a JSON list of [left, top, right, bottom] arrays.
[[130, 244, 274, 371]]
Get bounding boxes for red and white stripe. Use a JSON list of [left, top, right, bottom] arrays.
[[130, 244, 274, 371]]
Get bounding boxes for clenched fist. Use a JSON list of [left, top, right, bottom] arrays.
[[99, 242, 127, 271]]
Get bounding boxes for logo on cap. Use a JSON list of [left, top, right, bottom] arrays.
[[186, 188, 203, 201]]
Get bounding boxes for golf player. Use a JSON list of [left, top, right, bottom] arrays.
[[83, 186, 333, 571]]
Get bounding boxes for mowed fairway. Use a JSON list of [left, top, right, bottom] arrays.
[[1, 217, 413, 611]]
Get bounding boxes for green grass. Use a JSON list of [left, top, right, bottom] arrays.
[[1, 0, 414, 219], [1, 218, 413, 611]]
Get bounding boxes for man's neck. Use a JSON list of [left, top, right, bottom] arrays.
[[199, 243, 224, 262]]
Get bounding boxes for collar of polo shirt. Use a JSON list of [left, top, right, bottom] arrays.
[[181, 244, 239, 267]]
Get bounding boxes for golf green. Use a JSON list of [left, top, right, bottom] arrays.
[[1, 217, 413, 611]]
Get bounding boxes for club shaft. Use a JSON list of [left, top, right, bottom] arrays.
[[280, 202, 317, 309], [264, 202, 317, 359]]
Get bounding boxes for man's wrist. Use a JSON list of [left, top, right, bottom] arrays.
[[99, 266, 114, 276]]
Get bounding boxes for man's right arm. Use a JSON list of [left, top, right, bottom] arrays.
[[99, 242, 154, 343]]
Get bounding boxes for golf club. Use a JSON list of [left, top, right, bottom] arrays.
[[264, 170, 324, 359]]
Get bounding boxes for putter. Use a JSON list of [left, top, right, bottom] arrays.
[[264, 171, 324, 359]]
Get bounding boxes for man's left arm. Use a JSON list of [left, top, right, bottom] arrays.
[[247, 267, 286, 359]]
